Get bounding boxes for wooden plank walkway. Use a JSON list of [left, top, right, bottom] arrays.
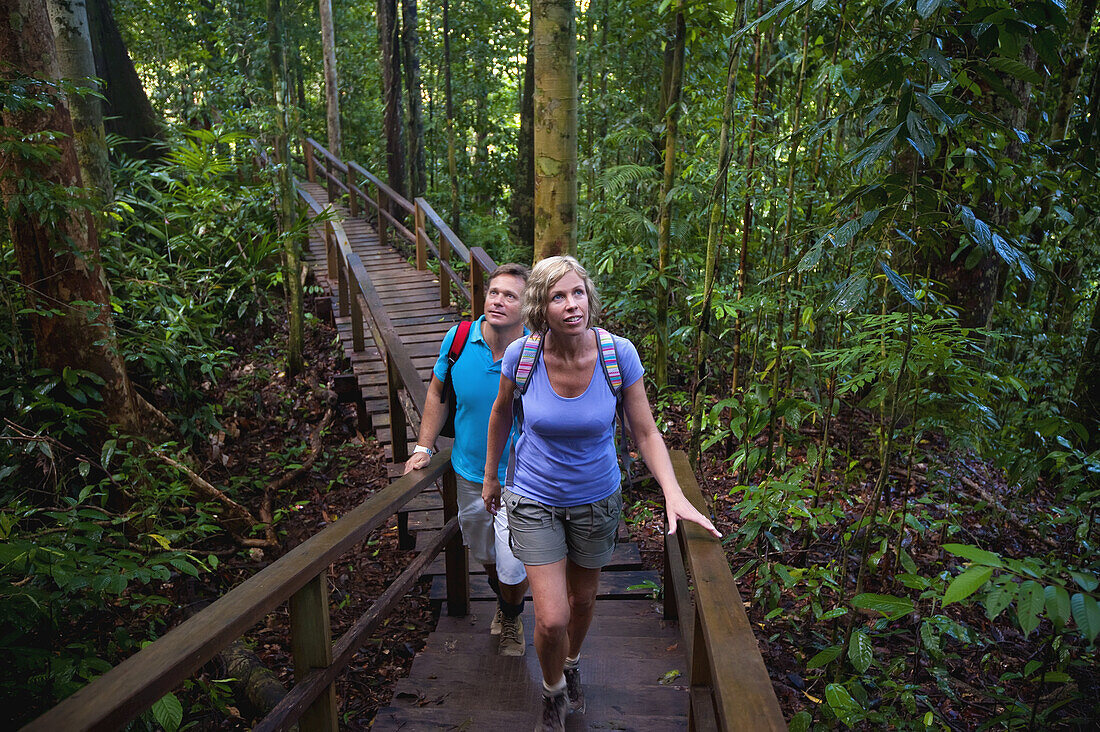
[[298, 182, 691, 730], [299, 180, 461, 461]]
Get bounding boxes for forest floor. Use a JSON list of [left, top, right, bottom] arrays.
[[87, 293, 1096, 730]]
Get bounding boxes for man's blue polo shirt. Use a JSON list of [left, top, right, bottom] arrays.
[[433, 316, 526, 484]]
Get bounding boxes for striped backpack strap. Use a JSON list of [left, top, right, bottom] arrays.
[[507, 334, 543, 489], [513, 333, 543, 394], [594, 327, 622, 395], [594, 327, 633, 486]]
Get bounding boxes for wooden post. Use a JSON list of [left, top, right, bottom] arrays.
[[377, 184, 389, 248], [414, 200, 427, 271], [325, 158, 334, 203], [304, 137, 316, 183], [337, 245, 349, 319], [439, 233, 451, 309], [289, 573, 338, 732], [688, 602, 717, 731], [387, 356, 408, 463], [470, 257, 485, 318], [347, 166, 358, 218], [325, 223, 337, 284], [350, 273, 364, 353], [441, 467, 470, 616]]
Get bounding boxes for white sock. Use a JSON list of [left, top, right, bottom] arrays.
[[564, 655, 580, 669], [543, 676, 567, 695]]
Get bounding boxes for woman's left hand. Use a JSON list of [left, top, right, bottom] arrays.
[[665, 492, 721, 539]]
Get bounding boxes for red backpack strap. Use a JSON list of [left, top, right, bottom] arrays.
[[447, 320, 473, 363]]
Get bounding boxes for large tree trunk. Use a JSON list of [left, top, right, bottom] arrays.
[[1070, 289, 1100, 454], [654, 4, 684, 388], [377, 0, 407, 204], [402, 0, 426, 199], [442, 0, 460, 234], [511, 32, 535, 252], [1, 0, 144, 440], [319, 0, 342, 157], [532, 0, 577, 260], [267, 0, 304, 377], [1050, 0, 1097, 141], [84, 0, 163, 160], [45, 0, 112, 206]]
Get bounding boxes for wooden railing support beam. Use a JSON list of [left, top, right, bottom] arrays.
[[439, 232, 450, 309], [290, 573, 338, 732], [415, 201, 427, 271], [441, 468, 469, 616], [346, 166, 358, 218]]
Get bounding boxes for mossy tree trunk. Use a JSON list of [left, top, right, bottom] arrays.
[[1, 0, 145, 442], [532, 0, 577, 261], [319, 0, 342, 158], [267, 0, 304, 377]]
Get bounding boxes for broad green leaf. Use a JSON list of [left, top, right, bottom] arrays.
[[854, 124, 902, 174], [919, 47, 952, 78], [987, 55, 1043, 85], [1044, 585, 1071, 628], [914, 91, 953, 126], [152, 692, 183, 732], [848, 631, 873, 673], [906, 111, 934, 159], [852, 593, 915, 618], [825, 683, 861, 727], [1071, 593, 1100, 643], [1017, 580, 1044, 636], [916, 0, 942, 19], [880, 262, 921, 308], [828, 274, 869, 313], [942, 543, 1003, 567], [1070, 571, 1098, 592], [807, 644, 842, 669], [789, 710, 813, 732], [1041, 672, 1071, 683], [943, 565, 993, 606], [985, 583, 1016, 621]]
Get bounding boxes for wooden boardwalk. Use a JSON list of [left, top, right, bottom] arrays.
[[299, 183, 692, 730]]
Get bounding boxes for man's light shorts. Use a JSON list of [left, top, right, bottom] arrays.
[[455, 475, 526, 585], [501, 488, 622, 569]]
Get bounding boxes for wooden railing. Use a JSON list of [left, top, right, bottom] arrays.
[[299, 137, 496, 319], [23, 450, 470, 732], [664, 451, 786, 730]]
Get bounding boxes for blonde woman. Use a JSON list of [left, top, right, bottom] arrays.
[[483, 255, 720, 732]]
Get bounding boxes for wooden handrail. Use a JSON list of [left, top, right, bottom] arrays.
[[665, 450, 786, 731], [299, 138, 494, 318], [24, 453, 459, 732]]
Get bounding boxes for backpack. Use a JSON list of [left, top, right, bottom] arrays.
[[439, 320, 473, 438], [506, 327, 632, 488]]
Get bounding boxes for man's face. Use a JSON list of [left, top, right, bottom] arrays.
[[484, 274, 525, 329]]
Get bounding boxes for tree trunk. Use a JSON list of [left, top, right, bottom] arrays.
[[402, 0, 426, 199], [319, 0, 342, 157], [84, 0, 163, 160], [442, 0, 460, 234], [1, 0, 144, 441], [511, 31, 535, 252], [654, 4, 684, 388], [1050, 0, 1097, 141], [1070, 289, 1100, 454], [690, 31, 742, 461], [45, 0, 112, 206], [532, 0, 578, 260], [377, 0, 407, 204], [267, 0, 304, 377]]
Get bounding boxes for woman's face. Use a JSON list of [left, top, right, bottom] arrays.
[[545, 270, 588, 335]]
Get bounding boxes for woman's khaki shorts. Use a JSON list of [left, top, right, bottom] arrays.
[[502, 488, 622, 569]]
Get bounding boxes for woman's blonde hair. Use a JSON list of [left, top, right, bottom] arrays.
[[522, 255, 602, 334]]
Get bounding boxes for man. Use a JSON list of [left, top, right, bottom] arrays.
[[403, 263, 530, 656]]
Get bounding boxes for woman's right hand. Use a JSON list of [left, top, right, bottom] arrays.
[[482, 477, 501, 515]]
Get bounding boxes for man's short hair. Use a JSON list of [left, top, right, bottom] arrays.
[[488, 262, 530, 285]]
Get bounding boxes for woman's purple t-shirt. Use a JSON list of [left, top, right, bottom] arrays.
[[502, 331, 643, 507]]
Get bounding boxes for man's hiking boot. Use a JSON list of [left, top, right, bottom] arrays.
[[498, 614, 525, 656], [535, 688, 567, 732], [564, 664, 585, 713], [490, 607, 503, 635]]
